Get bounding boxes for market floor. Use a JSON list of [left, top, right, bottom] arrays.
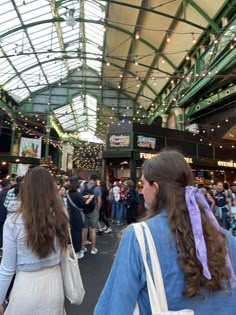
[[65, 224, 124, 315]]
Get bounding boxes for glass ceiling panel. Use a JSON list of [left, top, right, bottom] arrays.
[[10, 55, 38, 73], [1, 62, 16, 83], [54, 104, 76, 131], [0, 0, 105, 142], [0, 2, 18, 34], [84, 1, 105, 73], [18, 1, 51, 23]]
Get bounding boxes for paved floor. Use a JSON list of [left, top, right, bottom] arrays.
[[65, 224, 123, 315]]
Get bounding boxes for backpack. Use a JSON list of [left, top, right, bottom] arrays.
[[81, 183, 96, 213]]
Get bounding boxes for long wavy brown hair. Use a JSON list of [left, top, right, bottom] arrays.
[[142, 149, 230, 297], [18, 166, 69, 258]]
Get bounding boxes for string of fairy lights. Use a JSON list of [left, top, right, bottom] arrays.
[[0, 108, 105, 171]]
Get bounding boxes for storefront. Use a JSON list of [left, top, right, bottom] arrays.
[[103, 122, 236, 187]]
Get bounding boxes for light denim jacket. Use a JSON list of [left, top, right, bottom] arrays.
[[0, 214, 62, 304], [94, 212, 236, 315]]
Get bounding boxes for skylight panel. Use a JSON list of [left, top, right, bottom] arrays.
[[83, 1, 105, 73], [86, 59, 101, 72], [67, 59, 82, 69], [10, 55, 38, 73], [5, 78, 28, 101], [54, 104, 77, 131], [43, 62, 65, 84], [78, 131, 103, 143], [18, 2, 51, 24], [0, 17, 20, 35], [0, 2, 18, 35], [0, 62, 16, 83]]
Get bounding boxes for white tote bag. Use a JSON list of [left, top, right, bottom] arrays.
[[60, 235, 85, 305], [133, 222, 194, 315]]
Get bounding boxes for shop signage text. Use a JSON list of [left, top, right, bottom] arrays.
[[217, 161, 236, 168], [109, 135, 130, 147], [139, 152, 193, 164]]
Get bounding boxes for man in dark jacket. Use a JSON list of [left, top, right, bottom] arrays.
[[0, 179, 11, 249]]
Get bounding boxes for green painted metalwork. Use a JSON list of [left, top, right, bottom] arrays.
[[148, 15, 236, 122], [187, 84, 236, 117], [187, 0, 220, 31], [178, 48, 236, 106], [10, 0, 49, 87], [105, 0, 207, 31], [134, 0, 185, 104]]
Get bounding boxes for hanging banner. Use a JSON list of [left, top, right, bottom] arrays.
[[19, 137, 42, 158], [17, 137, 42, 175]]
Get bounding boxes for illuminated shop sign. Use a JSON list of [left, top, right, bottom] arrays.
[[109, 135, 130, 147], [184, 157, 193, 164], [217, 161, 236, 168], [139, 153, 157, 159], [137, 136, 156, 149], [139, 152, 193, 164]]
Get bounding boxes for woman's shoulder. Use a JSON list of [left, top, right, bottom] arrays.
[[4, 213, 24, 236], [6, 212, 23, 225], [123, 212, 168, 238]]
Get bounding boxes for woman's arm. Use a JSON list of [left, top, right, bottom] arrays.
[[0, 218, 17, 304], [94, 226, 145, 315]]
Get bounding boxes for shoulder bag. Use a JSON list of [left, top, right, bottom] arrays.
[[60, 232, 85, 305], [133, 222, 194, 315], [66, 191, 85, 223]]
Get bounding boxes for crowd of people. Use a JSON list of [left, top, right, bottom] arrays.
[[0, 170, 142, 262], [0, 152, 235, 314], [197, 182, 236, 231]]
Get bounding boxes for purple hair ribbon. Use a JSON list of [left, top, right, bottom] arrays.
[[185, 186, 236, 287], [185, 186, 211, 280]]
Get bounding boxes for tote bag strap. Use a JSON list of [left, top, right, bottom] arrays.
[[133, 223, 168, 314], [141, 222, 168, 311]]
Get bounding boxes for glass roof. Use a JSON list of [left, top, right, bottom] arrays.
[[0, 0, 105, 142], [54, 94, 103, 143]]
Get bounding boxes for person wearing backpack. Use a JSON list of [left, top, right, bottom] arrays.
[[80, 174, 102, 255], [126, 180, 140, 225]]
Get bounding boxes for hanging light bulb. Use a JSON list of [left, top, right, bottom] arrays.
[[135, 33, 140, 40], [166, 31, 171, 43], [192, 33, 197, 44], [106, 61, 110, 66]]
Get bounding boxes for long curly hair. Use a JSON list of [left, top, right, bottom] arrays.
[[142, 149, 230, 297], [18, 166, 69, 259]]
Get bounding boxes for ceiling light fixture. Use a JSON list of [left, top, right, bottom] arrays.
[[66, 9, 76, 28]]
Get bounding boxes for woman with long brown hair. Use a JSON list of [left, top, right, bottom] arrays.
[[0, 166, 70, 315], [95, 150, 236, 314]]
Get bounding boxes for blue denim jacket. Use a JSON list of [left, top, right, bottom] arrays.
[[0, 214, 61, 304], [94, 212, 236, 315]]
